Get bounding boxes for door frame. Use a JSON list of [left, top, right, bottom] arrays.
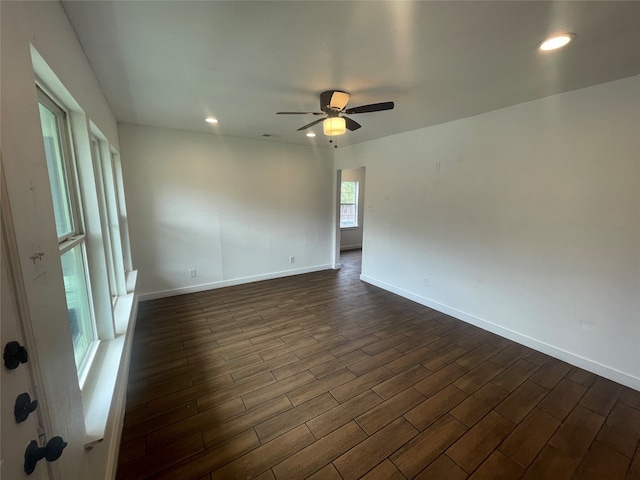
[[334, 167, 366, 270], [1, 162, 58, 478], [333, 169, 343, 269]]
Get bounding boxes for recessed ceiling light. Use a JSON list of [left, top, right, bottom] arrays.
[[205, 117, 218, 124], [306, 132, 316, 138], [539, 33, 575, 51]]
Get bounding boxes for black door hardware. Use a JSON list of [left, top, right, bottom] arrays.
[[4, 341, 28, 370], [24, 436, 67, 475], [14, 392, 38, 423]]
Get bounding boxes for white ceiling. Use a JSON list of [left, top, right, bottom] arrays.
[[62, 1, 640, 148]]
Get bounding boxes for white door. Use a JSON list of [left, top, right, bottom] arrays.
[[1, 215, 52, 479]]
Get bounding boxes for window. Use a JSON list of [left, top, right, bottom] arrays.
[[111, 151, 133, 273], [92, 138, 117, 299], [340, 180, 359, 228], [38, 90, 97, 372], [93, 137, 131, 299]]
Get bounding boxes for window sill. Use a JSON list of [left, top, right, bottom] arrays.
[[82, 270, 138, 449], [340, 226, 359, 231]]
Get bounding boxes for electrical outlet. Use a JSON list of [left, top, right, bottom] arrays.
[[423, 277, 429, 286], [434, 162, 441, 172], [189, 269, 197, 278], [289, 256, 295, 264]]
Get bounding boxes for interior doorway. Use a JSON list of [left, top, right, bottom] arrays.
[[336, 167, 366, 274]]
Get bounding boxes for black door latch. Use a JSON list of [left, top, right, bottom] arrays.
[[15, 392, 38, 423], [24, 436, 67, 475]]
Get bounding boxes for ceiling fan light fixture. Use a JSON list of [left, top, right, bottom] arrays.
[[205, 117, 218, 124], [539, 33, 574, 51], [324, 117, 346, 136]]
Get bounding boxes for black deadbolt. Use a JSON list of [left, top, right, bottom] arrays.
[[4, 341, 28, 370]]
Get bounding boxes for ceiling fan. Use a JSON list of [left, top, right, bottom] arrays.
[[277, 90, 394, 136]]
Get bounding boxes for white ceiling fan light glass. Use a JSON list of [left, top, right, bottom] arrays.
[[205, 117, 218, 123], [539, 33, 575, 51], [324, 117, 346, 136]]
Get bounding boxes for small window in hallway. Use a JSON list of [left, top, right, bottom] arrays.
[[340, 180, 359, 228]]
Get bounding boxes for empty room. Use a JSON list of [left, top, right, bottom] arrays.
[[1, 1, 639, 479]]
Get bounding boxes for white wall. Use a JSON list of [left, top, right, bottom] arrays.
[[1, 1, 128, 477], [340, 167, 366, 250], [119, 124, 336, 298], [336, 76, 640, 389]]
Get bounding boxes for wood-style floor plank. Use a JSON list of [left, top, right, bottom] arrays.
[[117, 250, 640, 479]]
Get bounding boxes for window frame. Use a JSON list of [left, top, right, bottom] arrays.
[[91, 137, 118, 299], [38, 89, 83, 243], [37, 86, 100, 377], [340, 180, 360, 229], [111, 151, 134, 275]]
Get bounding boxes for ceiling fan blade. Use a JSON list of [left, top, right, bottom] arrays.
[[344, 116, 361, 131], [296, 118, 325, 131], [344, 101, 394, 115], [277, 111, 324, 115]]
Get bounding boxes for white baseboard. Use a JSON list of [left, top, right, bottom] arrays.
[[360, 274, 640, 391], [138, 264, 334, 302]]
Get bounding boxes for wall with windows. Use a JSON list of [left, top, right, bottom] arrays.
[[336, 76, 640, 390], [340, 167, 366, 250], [119, 124, 335, 298], [1, 1, 135, 478]]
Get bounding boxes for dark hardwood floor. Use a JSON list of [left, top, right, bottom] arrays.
[[117, 249, 640, 479]]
